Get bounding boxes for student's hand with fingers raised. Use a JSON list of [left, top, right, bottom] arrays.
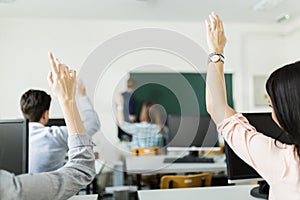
[[76, 79, 87, 97], [205, 12, 226, 54], [47, 52, 86, 135], [47, 52, 77, 102]]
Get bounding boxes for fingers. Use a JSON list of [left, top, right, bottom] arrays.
[[209, 14, 216, 30], [70, 69, 76, 81], [77, 78, 84, 88], [47, 71, 53, 85], [48, 52, 58, 75], [205, 20, 211, 32], [61, 64, 69, 77], [48, 52, 77, 83], [206, 12, 223, 31], [212, 13, 223, 31]]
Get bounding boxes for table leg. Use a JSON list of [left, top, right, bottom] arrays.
[[137, 174, 142, 190]]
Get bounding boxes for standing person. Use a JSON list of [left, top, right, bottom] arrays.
[[117, 100, 168, 149], [20, 80, 100, 173], [0, 52, 96, 200], [120, 77, 136, 123], [205, 12, 300, 199]]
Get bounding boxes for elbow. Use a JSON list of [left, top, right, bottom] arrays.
[[95, 120, 101, 132], [88, 118, 101, 136], [206, 102, 214, 116]]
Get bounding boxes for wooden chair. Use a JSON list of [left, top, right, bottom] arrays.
[[131, 147, 162, 189], [160, 173, 212, 189], [131, 147, 162, 156], [200, 144, 225, 156]]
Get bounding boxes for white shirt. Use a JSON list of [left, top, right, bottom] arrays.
[[29, 96, 100, 173]]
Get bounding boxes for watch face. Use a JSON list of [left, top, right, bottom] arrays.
[[211, 55, 220, 62]]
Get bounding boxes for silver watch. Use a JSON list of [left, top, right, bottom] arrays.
[[208, 53, 224, 64]]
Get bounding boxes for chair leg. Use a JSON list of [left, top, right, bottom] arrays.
[[168, 180, 173, 189], [201, 177, 206, 187]]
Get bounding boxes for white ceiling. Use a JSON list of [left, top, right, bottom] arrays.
[[0, 0, 299, 24]]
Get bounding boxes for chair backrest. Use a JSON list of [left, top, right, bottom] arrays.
[[160, 173, 212, 189], [200, 144, 225, 156], [131, 147, 161, 156]]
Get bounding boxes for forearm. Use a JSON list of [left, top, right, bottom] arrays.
[[60, 99, 86, 135], [206, 61, 235, 124], [78, 96, 100, 136], [205, 13, 236, 124], [117, 108, 125, 125]]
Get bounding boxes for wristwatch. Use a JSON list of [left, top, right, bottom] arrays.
[[208, 52, 224, 64]]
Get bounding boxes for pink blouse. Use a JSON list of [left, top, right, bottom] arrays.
[[217, 113, 300, 200]]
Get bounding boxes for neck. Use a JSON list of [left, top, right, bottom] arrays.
[[38, 118, 48, 126]]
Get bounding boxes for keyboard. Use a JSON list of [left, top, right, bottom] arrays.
[[163, 156, 214, 163]]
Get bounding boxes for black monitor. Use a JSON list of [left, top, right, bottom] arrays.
[[117, 126, 132, 142], [46, 118, 66, 126], [224, 112, 292, 199], [165, 114, 219, 163], [0, 119, 29, 175]]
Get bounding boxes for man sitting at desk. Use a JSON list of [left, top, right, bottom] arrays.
[[20, 80, 100, 173]]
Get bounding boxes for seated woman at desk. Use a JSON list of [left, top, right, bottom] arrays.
[[117, 99, 168, 150]]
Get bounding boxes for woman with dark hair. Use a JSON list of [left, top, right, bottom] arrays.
[[266, 62, 300, 153], [117, 100, 168, 149], [205, 12, 300, 199]]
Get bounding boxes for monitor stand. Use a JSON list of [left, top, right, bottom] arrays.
[[250, 181, 269, 199], [164, 150, 214, 163]]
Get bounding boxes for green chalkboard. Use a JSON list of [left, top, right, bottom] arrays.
[[130, 72, 233, 118]]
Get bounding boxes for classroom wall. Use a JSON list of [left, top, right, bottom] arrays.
[[0, 17, 298, 165]]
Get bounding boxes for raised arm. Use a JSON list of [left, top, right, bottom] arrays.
[[48, 52, 86, 135], [116, 94, 125, 126], [0, 52, 96, 200], [76, 79, 100, 136], [205, 12, 236, 124]]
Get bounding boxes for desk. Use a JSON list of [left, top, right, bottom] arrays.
[[126, 154, 226, 174], [138, 185, 259, 200], [67, 194, 98, 200], [126, 154, 226, 189]]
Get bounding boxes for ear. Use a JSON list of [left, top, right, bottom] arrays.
[[43, 110, 49, 120], [39, 110, 49, 125]]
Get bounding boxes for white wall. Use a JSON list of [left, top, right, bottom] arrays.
[[0, 17, 297, 166]]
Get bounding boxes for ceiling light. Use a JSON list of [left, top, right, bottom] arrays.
[[276, 13, 290, 23]]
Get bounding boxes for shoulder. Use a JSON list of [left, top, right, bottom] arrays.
[[217, 113, 256, 133], [47, 125, 68, 134]]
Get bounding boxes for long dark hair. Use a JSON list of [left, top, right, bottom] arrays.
[[266, 61, 300, 159]]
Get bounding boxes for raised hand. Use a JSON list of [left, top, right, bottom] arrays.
[[47, 52, 85, 134], [205, 12, 226, 54], [76, 79, 87, 97], [47, 52, 76, 102]]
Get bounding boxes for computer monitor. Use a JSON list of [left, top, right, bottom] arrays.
[[117, 126, 132, 142], [46, 118, 66, 126], [165, 114, 220, 162], [0, 119, 29, 175], [224, 112, 292, 199]]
